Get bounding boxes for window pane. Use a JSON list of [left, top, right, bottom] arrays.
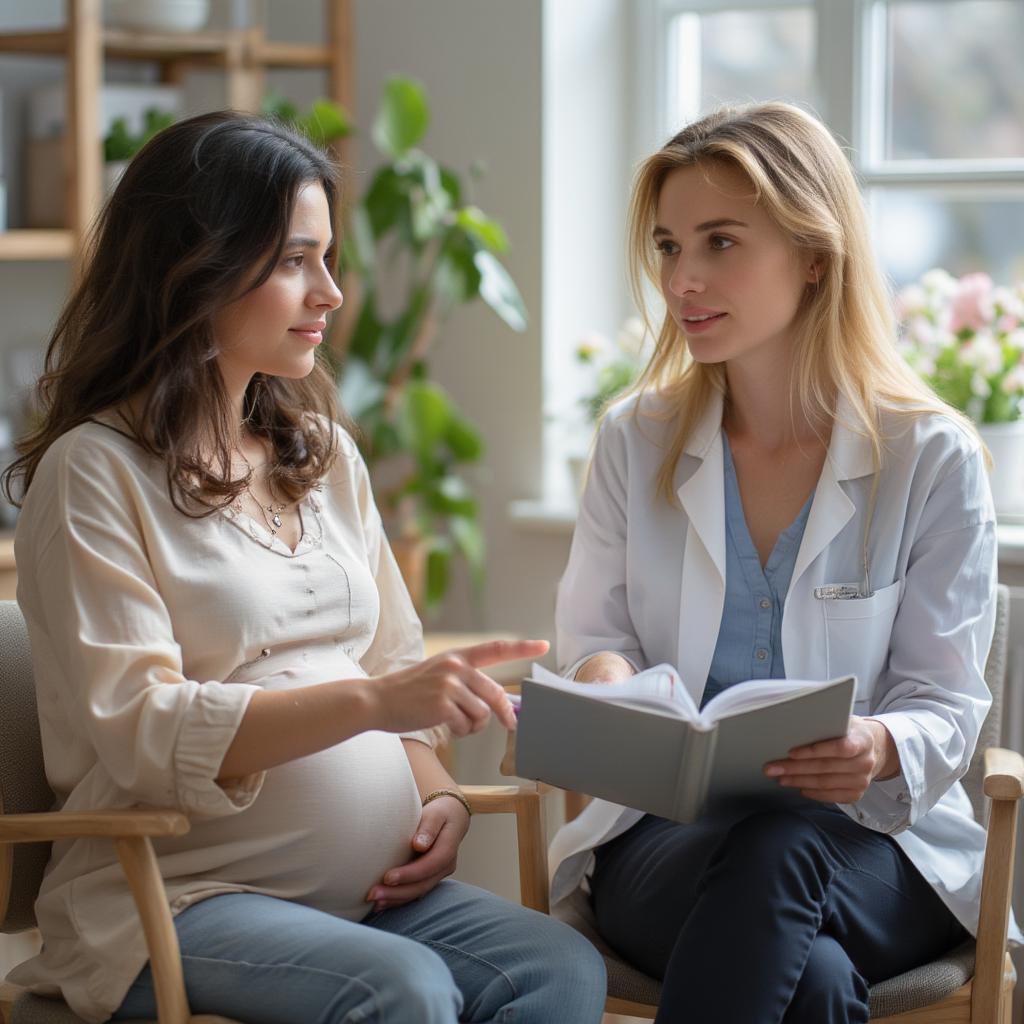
[[885, 0, 1024, 160], [871, 189, 1024, 288], [671, 8, 815, 125]]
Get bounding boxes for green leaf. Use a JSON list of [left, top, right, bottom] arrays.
[[435, 233, 482, 306], [450, 515, 486, 581], [340, 205, 376, 278], [398, 381, 451, 462], [373, 77, 430, 158], [338, 355, 386, 422], [455, 206, 509, 253], [474, 250, 528, 332], [445, 414, 484, 461], [425, 544, 451, 610], [298, 99, 352, 146], [428, 475, 477, 516], [347, 290, 387, 366], [364, 167, 408, 239], [262, 92, 298, 122]]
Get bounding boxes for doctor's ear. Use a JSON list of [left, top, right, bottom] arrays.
[[807, 261, 824, 286]]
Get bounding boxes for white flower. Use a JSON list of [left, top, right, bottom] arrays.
[[921, 268, 958, 299], [1000, 363, 1024, 396], [615, 316, 650, 359], [971, 329, 1004, 376], [896, 284, 929, 320], [993, 287, 1024, 323], [1007, 329, 1024, 353], [971, 371, 992, 398]]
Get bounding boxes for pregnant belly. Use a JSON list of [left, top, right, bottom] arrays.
[[185, 730, 423, 920]]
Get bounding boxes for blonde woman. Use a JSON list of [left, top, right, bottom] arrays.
[[550, 103, 1021, 1023]]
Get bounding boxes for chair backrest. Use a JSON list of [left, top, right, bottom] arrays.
[[0, 600, 55, 933], [961, 583, 1010, 824]]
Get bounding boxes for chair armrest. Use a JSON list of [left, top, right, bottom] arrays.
[[983, 747, 1024, 801], [974, 746, 1024, 1024], [0, 810, 191, 1023], [0, 808, 189, 843], [461, 784, 551, 914]]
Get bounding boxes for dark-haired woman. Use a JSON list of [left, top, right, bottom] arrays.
[[4, 111, 606, 1024]]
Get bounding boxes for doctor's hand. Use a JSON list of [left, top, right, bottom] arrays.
[[366, 794, 471, 911], [763, 716, 901, 804], [574, 652, 636, 684]]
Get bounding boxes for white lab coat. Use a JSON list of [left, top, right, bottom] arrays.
[[550, 389, 1022, 943]]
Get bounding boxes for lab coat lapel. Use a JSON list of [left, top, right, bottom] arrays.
[[783, 397, 876, 678], [675, 394, 726, 704]]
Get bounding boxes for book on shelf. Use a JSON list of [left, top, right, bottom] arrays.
[[513, 663, 855, 823]]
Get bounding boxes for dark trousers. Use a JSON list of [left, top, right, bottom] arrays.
[[590, 805, 966, 1024]]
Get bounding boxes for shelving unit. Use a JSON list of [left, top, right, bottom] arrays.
[[0, 0, 353, 577], [0, 0, 353, 267]]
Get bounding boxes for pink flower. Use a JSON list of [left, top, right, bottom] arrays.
[[950, 273, 994, 333]]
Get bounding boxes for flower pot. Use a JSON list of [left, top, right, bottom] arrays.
[[978, 420, 1024, 516], [105, 0, 210, 32]]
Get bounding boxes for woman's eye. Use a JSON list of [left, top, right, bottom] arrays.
[[656, 241, 679, 257], [283, 254, 304, 268], [709, 235, 734, 251]]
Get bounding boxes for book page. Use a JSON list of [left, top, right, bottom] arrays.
[[699, 676, 854, 727], [526, 663, 698, 720]]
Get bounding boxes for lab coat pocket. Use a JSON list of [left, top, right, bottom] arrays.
[[822, 579, 902, 706]]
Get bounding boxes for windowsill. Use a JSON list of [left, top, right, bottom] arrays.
[[508, 501, 1024, 563]]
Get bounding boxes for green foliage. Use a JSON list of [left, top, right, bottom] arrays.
[[103, 108, 176, 162], [333, 76, 527, 613], [261, 94, 353, 147]]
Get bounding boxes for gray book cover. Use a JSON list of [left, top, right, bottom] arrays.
[[515, 670, 856, 824]]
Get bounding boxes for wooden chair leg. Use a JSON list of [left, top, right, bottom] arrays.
[[115, 837, 190, 1024]]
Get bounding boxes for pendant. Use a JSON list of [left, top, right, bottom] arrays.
[[272, 512, 283, 529]]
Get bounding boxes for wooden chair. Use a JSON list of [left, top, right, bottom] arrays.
[[0, 599, 549, 1024], [500, 584, 1022, 1023]]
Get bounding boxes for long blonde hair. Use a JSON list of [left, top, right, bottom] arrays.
[[622, 102, 982, 503]]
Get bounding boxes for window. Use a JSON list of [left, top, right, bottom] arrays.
[[642, 0, 1024, 287]]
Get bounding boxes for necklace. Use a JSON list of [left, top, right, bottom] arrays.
[[248, 485, 287, 534], [229, 458, 291, 537]]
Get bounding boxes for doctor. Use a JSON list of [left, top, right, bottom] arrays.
[[550, 102, 1019, 1024]]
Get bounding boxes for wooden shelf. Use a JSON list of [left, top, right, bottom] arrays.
[[0, 230, 75, 261], [0, 28, 334, 68], [101, 27, 238, 62], [256, 42, 334, 68]]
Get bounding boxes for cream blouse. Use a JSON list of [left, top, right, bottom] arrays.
[[9, 419, 435, 1023]]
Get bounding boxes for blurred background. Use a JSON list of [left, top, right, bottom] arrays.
[[0, 2, 1023, 1020]]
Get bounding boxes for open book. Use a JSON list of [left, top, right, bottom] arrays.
[[514, 664, 856, 824]]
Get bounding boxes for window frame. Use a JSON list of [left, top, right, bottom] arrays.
[[635, 0, 1024, 201]]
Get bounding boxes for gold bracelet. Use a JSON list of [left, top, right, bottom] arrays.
[[422, 788, 472, 818]]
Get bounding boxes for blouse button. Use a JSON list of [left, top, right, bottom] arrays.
[[759, 598, 771, 610], [755, 648, 768, 661]]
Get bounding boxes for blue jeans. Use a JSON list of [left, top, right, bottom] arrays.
[[590, 805, 967, 1024], [112, 880, 606, 1024]]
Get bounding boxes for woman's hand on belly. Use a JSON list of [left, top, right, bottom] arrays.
[[365, 795, 471, 910]]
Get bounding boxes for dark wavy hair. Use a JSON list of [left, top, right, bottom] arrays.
[[2, 110, 346, 513]]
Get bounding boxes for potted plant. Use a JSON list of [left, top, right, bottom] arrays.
[[330, 78, 527, 613], [897, 268, 1024, 514], [103, 108, 176, 192], [568, 317, 649, 495]]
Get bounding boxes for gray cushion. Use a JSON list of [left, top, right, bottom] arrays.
[[11, 992, 92, 1024], [0, 601, 54, 933], [555, 887, 977, 1017]]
